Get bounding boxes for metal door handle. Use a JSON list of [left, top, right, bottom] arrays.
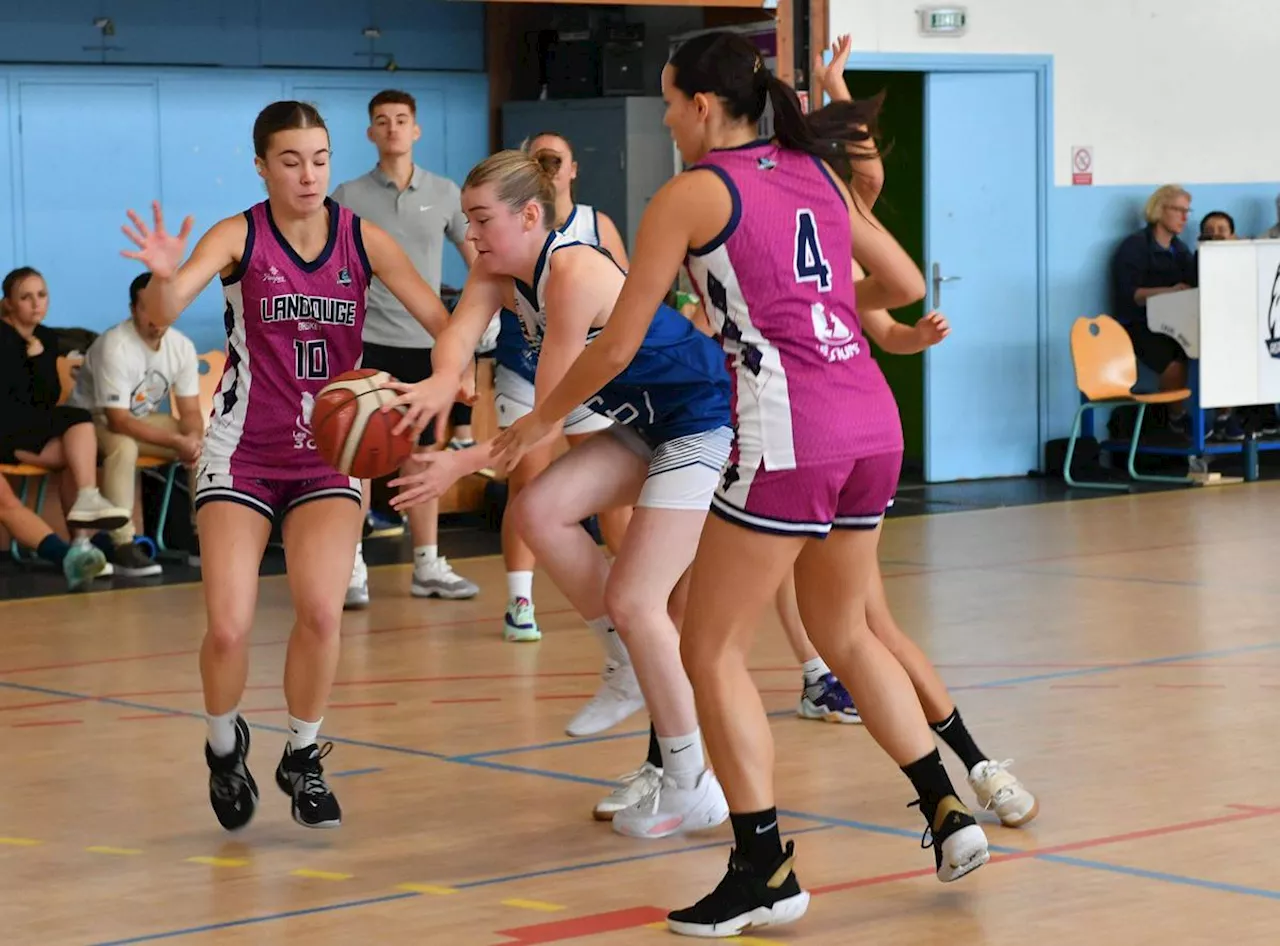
[[932, 262, 961, 308]]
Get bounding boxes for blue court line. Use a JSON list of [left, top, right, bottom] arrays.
[[454, 824, 834, 889], [331, 767, 382, 778], [1036, 853, 1280, 900], [453, 709, 794, 762], [964, 640, 1280, 690], [89, 891, 419, 946]]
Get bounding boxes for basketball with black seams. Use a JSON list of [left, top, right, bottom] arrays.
[[313, 369, 415, 478]]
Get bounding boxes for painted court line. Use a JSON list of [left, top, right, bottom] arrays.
[[89, 891, 419, 946]]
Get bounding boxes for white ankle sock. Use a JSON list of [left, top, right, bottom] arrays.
[[414, 545, 438, 567], [587, 615, 629, 664], [658, 731, 705, 789], [288, 715, 322, 751], [353, 541, 364, 564], [206, 708, 239, 757], [802, 656, 830, 686], [507, 570, 534, 601]]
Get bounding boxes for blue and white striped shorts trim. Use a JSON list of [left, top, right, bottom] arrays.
[[609, 425, 734, 512]]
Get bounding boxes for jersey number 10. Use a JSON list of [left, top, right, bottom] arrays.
[[294, 339, 329, 381], [793, 209, 832, 292]]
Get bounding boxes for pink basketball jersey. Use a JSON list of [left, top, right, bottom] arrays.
[[684, 141, 902, 470], [202, 198, 372, 480]]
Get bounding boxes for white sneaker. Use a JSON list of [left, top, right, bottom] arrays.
[[66, 489, 130, 532], [612, 769, 730, 839], [344, 553, 369, 610], [592, 762, 663, 821], [565, 660, 646, 736], [968, 759, 1039, 827], [411, 556, 479, 599]]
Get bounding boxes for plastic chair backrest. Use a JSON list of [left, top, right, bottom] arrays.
[[56, 354, 82, 406], [1070, 315, 1137, 401], [196, 351, 226, 419]]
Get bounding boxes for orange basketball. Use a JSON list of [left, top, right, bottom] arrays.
[[312, 369, 416, 479]]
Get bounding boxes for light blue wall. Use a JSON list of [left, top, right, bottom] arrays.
[[1046, 182, 1280, 438], [0, 0, 487, 357], [0, 0, 482, 72]]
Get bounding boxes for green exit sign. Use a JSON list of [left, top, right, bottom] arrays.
[[918, 6, 968, 35]]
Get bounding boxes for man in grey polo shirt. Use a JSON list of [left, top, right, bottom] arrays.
[[332, 89, 479, 607]]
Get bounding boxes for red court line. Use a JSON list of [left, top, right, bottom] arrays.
[[1050, 684, 1121, 689], [0, 697, 88, 712], [13, 719, 83, 728], [118, 713, 185, 722], [1154, 684, 1227, 690], [239, 701, 399, 714], [496, 906, 667, 944], [808, 804, 1280, 898], [433, 697, 501, 705]]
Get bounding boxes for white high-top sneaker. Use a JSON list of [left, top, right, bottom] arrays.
[[612, 769, 730, 839], [565, 660, 645, 737], [968, 759, 1039, 827], [592, 762, 663, 821]]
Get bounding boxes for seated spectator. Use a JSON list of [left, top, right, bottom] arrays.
[[0, 475, 105, 590], [1110, 185, 1198, 434], [0, 266, 130, 532], [1200, 210, 1236, 243], [68, 273, 203, 575]]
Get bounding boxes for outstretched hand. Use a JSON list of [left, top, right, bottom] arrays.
[[388, 451, 464, 511], [491, 411, 554, 474], [120, 201, 192, 278]]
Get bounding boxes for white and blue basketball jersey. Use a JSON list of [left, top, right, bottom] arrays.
[[493, 205, 604, 381], [512, 230, 731, 445]]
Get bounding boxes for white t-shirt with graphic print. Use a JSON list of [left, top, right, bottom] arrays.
[[69, 318, 199, 418]]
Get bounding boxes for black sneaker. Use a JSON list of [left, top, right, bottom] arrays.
[[205, 716, 259, 831], [911, 794, 989, 882], [111, 541, 163, 578], [275, 742, 342, 828], [666, 841, 810, 937]]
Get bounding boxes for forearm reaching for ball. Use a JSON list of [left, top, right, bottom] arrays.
[[389, 442, 497, 510]]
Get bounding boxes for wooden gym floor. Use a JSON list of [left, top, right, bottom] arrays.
[[1, 484, 1278, 945]]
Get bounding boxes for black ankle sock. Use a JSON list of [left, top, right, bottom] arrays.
[[36, 534, 69, 566], [646, 722, 662, 769], [930, 708, 987, 772], [730, 808, 783, 875], [901, 748, 957, 824]]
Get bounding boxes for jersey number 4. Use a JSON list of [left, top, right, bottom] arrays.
[[294, 339, 329, 381], [793, 209, 832, 293]]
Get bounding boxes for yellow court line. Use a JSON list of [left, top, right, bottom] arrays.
[[0, 837, 41, 846], [395, 883, 458, 895], [186, 856, 248, 867], [86, 846, 142, 856], [501, 898, 566, 912], [291, 868, 353, 881]]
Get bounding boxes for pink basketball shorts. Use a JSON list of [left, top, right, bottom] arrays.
[[710, 450, 902, 539], [194, 469, 362, 522]]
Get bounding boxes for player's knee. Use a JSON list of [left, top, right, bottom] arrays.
[[293, 594, 342, 642], [603, 576, 664, 640], [204, 618, 253, 655]]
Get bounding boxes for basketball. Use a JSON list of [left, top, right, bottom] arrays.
[[312, 369, 416, 479]]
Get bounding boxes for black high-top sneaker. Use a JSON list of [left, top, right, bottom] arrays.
[[667, 841, 810, 937], [205, 716, 259, 831], [914, 794, 990, 882], [275, 741, 342, 828]]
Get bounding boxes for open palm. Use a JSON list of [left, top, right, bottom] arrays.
[[120, 200, 193, 279]]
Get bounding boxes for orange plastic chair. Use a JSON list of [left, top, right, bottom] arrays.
[[1065, 315, 1192, 489]]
